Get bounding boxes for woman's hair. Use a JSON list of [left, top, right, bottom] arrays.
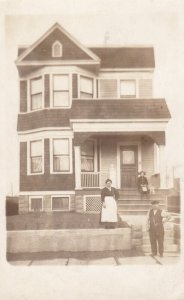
[[105, 178, 112, 184]]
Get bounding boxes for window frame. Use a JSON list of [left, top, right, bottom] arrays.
[[79, 75, 94, 99], [28, 75, 44, 111], [50, 137, 73, 174], [51, 195, 70, 211], [51, 73, 72, 108], [29, 196, 43, 212], [27, 139, 44, 175], [52, 41, 63, 58]]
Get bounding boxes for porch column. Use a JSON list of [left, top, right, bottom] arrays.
[[74, 146, 81, 189], [159, 145, 166, 189]]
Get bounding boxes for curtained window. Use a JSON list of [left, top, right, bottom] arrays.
[[81, 140, 95, 172], [30, 140, 42, 173], [53, 139, 70, 172]]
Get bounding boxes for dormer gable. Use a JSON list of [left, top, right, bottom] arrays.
[[16, 22, 100, 64]]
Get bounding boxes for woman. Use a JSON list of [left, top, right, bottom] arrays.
[[101, 179, 119, 229], [137, 171, 150, 199]]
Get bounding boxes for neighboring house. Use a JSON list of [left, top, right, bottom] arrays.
[[16, 22, 171, 214]]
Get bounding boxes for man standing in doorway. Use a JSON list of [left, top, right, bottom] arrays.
[[146, 200, 170, 257]]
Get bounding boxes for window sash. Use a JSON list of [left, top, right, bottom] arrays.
[[53, 74, 69, 90], [31, 93, 42, 110], [53, 155, 70, 172], [30, 140, 43, 173], [30, 77, 42, 94], [120, 80, 136, 97], [81, 140, 95, 172], [31, 157, 42, 173], [53, 139, 69, 155], [80, 76, 93, 96], [53, 91, 69, 107]]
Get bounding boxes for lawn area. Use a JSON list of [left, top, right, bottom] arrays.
[[7, 212, 129, 231]]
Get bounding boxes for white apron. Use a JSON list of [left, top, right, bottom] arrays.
[[101, 196, 118, 223]]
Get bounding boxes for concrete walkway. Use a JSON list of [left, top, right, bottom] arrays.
[[8, 253, 180, 266]]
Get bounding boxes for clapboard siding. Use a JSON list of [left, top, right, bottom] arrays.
[[139, 79, 153, 98], [100, 138, 117, 185], [141, 141, 154, 180]]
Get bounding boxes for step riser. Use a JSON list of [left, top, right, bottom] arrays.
[[118, 205, 166, 210], [143, 238, 174, 245]]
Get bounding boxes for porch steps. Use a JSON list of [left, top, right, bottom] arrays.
[[117, 189, 167, 215]]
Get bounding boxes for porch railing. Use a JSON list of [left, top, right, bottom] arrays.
[[81, 172, 100, 188]]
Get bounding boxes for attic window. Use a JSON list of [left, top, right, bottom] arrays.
[[52, 41, 62, 57]]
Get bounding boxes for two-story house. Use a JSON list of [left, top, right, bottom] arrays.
[[16, 22, 171, 215]]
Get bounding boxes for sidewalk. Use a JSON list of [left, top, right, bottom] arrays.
[[8, 251, 180, 266]]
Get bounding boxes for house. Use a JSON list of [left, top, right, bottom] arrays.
[[16, 22, 171, 215]]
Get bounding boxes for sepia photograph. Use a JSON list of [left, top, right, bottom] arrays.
[[1, 0, 184, 299]]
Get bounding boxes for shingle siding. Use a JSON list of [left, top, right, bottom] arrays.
[[139, 79, 153, 98], [20, 81, 27, 112], [17, 109, 70, 131], [44, 74, 50, 108], [72, 74, 78, 98]]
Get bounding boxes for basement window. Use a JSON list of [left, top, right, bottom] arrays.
[[51, 196, 70, 211], [29, 197, 43, 212]]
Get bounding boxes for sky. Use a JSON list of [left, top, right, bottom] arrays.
[[2, 0, 184, 195]]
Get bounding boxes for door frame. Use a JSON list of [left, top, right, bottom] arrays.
[[117, 141, 142, 189]]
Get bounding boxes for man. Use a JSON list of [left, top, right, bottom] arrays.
[[146, 200, 170, 257]]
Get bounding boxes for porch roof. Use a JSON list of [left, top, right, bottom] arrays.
[[71, 99, 171, 119]]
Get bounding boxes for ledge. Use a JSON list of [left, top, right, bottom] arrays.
[[7, 228, 132, 253]]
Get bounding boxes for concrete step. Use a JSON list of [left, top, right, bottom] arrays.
[[142, 244, 179, 253], [118, 199, 166, 203]]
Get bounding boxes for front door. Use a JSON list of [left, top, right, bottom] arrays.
[[120, 146, 138, 188]]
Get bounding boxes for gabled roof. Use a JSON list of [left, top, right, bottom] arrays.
[[90, 47, 155, 68], [16, 22, 100, 64]]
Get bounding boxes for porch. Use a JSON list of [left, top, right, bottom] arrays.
[[73, 132, 167, 190]]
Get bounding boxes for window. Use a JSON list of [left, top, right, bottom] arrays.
[[30, 140, 43, 173], [53, 139, 70, 172], [30, 197, 43, 211], [52, 41, 62, 57], [120, 80, 136, 97], [80, 76, 93, 98], [99, 79, 118, 98], [30, 77, 42, 110], [52, 196, 70, 211], [81, 140, 95, 172], [122, 150, 135, 165], [53, 74, 70, 107]]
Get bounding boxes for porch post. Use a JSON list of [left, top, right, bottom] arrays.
[[159, 145, 166, 189], [74, 145, 81, 189]]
